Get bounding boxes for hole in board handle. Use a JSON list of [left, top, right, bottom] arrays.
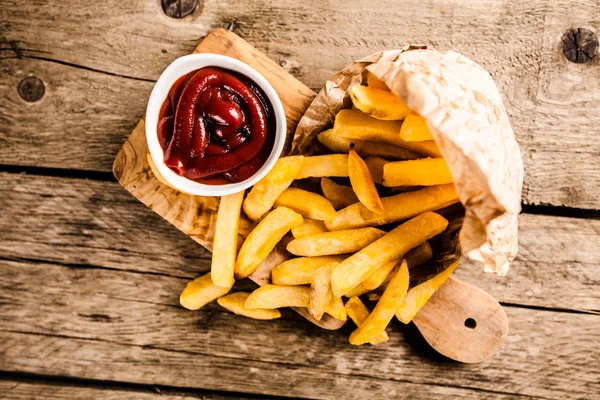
[[464, 318, 477, 329]]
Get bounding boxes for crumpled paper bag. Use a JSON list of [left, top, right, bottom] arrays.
[[291, 47, 523, 276]]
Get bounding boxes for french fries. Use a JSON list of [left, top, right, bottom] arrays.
[[218, 292, 281, 320], [291, 219, 328, 238], [334, 109, 441, 157], [348, 148, 384, 214], [396, 259, 459, 323], [308, 262, 337, 320], [287, 228, 386, 257], [327, 296, 347, 321], [274, 187, 336, 221], [366, 72, 389, 91], [399, 112, 434, 141], [180, 272, 231, 310], [271, 256, 346, 285], [295, 154, 349, 179], [211, 191, 245, 288], [243, 156, 304, 221], [330, 212, 448, 298], [360, 258, 400, 291], [350, 85, 411, 120], [325, 184, 458, 231], [236, 207, 304, 278], [383, 158, 453, 187], [317, 129, 420, 160], [350, 260, 409, 345], [405, 241, 433, 268], [364, 156, 387, 185], [320, 177, 359, 210], [345, 296, 389, 344]]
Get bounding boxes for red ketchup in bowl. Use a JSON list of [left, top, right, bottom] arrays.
[[157, 67, 276, 185]]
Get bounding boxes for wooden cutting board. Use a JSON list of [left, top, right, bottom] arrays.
[[113, 28, 508, 362]]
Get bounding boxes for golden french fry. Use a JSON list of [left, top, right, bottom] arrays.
[[180, 272, 231, 310], [243, 156, 304, 221], [334, 109, 441, 157], [295, 154, 349, 179], [308, 262, 338, 320], [271, 256, 346, 285], [245, 285, 310, 309], [317, 129, 420, 160], [236, 207, 304, 278], [330, 212, 448, 298], [366, 72, 389, 91], [320, 177, 359, 210], [326, 296, 347, 321], [274, 188, 336, 221], [287, 227, 386, 257], [396, 259, 459, 323], [147, 153, 174, 188], [348, 148, 384, 214], [383, 158, 453, 187], [350, 85, 411, 120], [364, 156, 387, 185], [405, 241, 433, 269], [350, 260, 409, 345], [344, 284, 370, 298], [345, 296, 388, 344], [291, 219, 328, 238], [217, 292, 281, 320], [361, 258, 400, 291], [399, 112, 434, 141], [325, 184, 458, 231], [211, 191, 245, 288]]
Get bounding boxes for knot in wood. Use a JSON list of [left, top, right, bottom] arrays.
[[562, 28, 598, 63], [18, 77, 45, 102], [161, 0, 199, 18]]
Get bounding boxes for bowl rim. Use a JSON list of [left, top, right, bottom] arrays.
[[145, 53, 286, 196]]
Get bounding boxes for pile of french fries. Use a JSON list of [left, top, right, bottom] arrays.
[[178, 72, 462, 345]]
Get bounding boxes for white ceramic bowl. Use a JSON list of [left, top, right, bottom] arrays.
[[146, 54, 286, 196]]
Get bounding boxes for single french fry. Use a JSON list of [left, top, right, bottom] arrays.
[[345, 296, 389, 344], [291, 219, 328, 238], [364, 156, 387, 185], [236, 207, 304, 278], [383, 158, 453, 187], [287, 227, 386, 257], [396, 259, 459, 323], [147, 153, 174, 188], [348, 148, 384, 214], [350, 85, 411, 120], [243, 156, 304, 221], [211, 191, 245, 288], [274, 187, 336, 221], [330, 212, 448, 298], [217, 292, 281, 320], [405, 241, 433, 269], [350, 260, 409, 345], [180, 272, 231, 310], [245, 285, 310, 309], [295, 154, 349, 179], [366, 72, 389, 91], [325, 184, 458, 231], [326, 296, 347, 321], [317, 129, 420, 160], [334, 109, 441, 157], [399, 112, 434, 141], [320, 177, 359, 210], [360, 258, 400, 291], [308, 262, 338, 320], [271, 256, 346, 285]]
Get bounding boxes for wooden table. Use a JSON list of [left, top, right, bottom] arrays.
[[1, 1, 599, 399]]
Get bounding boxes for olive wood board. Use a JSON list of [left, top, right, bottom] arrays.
[[113, 28, 508, 362]]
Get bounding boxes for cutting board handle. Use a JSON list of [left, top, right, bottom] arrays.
[[413, 277, 509, 363]]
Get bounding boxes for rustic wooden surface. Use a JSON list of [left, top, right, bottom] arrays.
[[1, 0, 599, 399]]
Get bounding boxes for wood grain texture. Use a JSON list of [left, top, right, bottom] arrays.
[[1, 0, 599, 208], [1, 258, 599, 400], [1, 172, 598, 312]]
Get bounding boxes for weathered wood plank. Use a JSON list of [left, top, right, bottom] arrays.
[[1, 0, 599, 208], [1, 172, 598, 312], [1, 258, 599, 400], [0, 379, 250, 400]]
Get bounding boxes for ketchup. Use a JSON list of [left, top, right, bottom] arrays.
[[157, 67, 276, 184]]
